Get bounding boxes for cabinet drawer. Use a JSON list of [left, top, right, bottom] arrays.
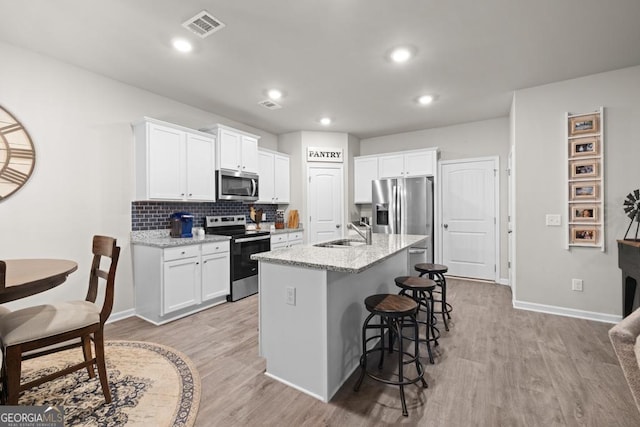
[[288, 231, 303, 241], [202, 241, 230, 255], [271, 234, 287, 244], [164, 245, 200, 262]]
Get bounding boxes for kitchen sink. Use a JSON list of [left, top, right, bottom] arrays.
[[314, 239, 367, 248]]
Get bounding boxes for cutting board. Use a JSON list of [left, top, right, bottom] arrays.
[[287, 210, 299, 229]]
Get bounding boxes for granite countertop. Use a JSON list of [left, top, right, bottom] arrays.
[[131, 230, 230, 248], [251, 233, 428, 274]]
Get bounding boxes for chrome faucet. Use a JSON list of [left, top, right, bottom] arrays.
[[348, 222, 372, 245]]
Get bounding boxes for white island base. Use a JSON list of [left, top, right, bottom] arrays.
[[258, 249, 410, 402]]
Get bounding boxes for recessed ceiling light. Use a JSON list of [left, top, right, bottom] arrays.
[[172, 38, 193, 53], [417, 94, 436, 105], [319, 117, 332, 126], [267, 89, 283, 100], [390, 47, 413, 63]]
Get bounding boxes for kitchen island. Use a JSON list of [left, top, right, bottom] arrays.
[[252, 233, 428, 402]]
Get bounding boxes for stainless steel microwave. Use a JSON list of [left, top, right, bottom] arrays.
[[217, 169, 259, 202]]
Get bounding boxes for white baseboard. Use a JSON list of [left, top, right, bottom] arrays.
[[264, 372, 327, 402], [106, 308, 135, 324], [513, 299, 621, 324]]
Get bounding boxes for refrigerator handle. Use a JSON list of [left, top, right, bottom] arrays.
[[397, 184, 401, 232], [392, 185, 397, 233]]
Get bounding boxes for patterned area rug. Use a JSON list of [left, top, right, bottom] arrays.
[[19, 340, 200, 426]]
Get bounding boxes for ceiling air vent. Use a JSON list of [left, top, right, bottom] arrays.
[[182, 10, 225, 38], [258, 99, 282, 110]]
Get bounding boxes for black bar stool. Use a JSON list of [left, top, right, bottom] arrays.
[[354, 294, 428, 416], [394, 276, 439, 364], [415, 263, 452, 331]]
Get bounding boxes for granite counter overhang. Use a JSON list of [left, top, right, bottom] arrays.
[[251, 234, 428, 274], [130, 230, 230, 248]]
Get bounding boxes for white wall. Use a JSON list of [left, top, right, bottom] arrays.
[[513, 65, 640, 318], [0, 41, 277, 314], [359, 118, 510, 279]]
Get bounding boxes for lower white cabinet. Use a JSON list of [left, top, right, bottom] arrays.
[[271, 231, 304, 249], [133, 240, 230, 325], [201, 242, 231, 301]]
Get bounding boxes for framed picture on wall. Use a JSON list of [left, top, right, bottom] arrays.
[[569, 114, 599, 136], [570, 204, 599, 222], [569, 136, 599, 158], [569, 159, 600, 179], [570, 181, 600, 201], [570, 225, 598, 244]]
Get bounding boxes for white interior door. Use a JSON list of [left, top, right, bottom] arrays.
[[307, 165, 343, 244], [441, 158, 497, 281], [508, 146, 515, 292]]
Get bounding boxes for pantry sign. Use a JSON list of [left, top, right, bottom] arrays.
[[307, 147, 343, 163]]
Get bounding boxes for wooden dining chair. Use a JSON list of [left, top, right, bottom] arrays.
[[0, 235, 120, 405]]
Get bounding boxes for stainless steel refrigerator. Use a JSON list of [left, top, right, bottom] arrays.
[[372, 176, 434, 264]]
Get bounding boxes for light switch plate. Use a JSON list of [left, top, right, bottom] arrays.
[[546, 214, 561, 226]]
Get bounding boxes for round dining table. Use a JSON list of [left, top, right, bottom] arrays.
[[0, 259, 78, 304]]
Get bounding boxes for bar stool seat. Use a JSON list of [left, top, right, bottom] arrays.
[[394, 276, 439, 364], [415, 263, 452, 331], [354, 294, 428, 416]]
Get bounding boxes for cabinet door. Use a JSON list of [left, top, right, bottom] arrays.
[[271, 234, 287, 248], [257, 150, 275, 203], [404, 150, 434, 177], [378, 154, 405, 178], [241, 136, 259, 173], [354, 157, 379, 203], [219, 129, 242, 171], [273, 154, 290, 203], [186, 133, 215, 200], [163, 257, 200, 315], [201, 251, 230, 301], [148, 124, 185, 199]]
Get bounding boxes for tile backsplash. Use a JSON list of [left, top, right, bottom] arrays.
[[131, 201, 278, 231]]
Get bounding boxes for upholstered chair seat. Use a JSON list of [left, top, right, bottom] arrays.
[[609, 307, 640, 413], [0, 301, 100, 347]]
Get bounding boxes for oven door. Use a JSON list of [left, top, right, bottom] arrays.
[[229, 234, 270, 301], [217, 169, 259, 202]]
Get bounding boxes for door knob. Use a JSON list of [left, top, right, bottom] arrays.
[[443, 224, 448, 229]]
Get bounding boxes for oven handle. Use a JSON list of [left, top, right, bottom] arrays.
[[235, 235, 271, 243]]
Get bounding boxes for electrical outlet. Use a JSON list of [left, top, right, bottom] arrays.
[[286, 287, 296, 305], [572, 278, 583, 292], [546, 214, 561, 226]]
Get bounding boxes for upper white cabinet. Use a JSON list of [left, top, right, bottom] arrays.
[[354, 148, 438, 204], [134, 118, 215, 201], [201, 124, 260, 174], [378, 149, 436, 178], [257, 149, 290, 204], [354, 156, 379, 204]]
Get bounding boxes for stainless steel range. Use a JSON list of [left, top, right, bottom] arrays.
[[205, 215, 270, 302]]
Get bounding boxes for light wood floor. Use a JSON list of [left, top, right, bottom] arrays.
[[105, 278, 640, 426]]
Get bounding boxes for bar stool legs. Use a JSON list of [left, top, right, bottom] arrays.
[[415, 264, 452, 331], [354, 294, 428, 416]]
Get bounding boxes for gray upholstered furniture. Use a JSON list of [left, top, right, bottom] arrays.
[[609, 307, 640, 413]]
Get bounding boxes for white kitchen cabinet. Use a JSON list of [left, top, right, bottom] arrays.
[[270, 230, 304, 249], [378, 149, 436, 178], [133, 118, 215, 201], [201, 124, 260, 174], [132, 240, 231, 325], [162, 246, 201, 315], [258, 149, 290, 204], [354, 156, 379, 203], [201, 242, 231, 301]]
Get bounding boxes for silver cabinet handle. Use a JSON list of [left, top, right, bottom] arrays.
[[443, 224, 448, 229], [336, 224, 341, 228]]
